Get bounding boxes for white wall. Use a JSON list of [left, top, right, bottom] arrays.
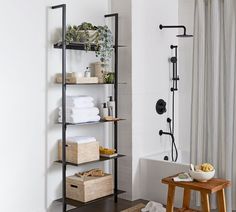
[[178, 0, 194, 152], [132, 0, 179, 200], [0, 1, 46, 212]]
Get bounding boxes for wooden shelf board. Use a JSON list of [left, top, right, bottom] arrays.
[[55, 154, 126, 166], [57, 119, 125, 126], [53, 42, 126, 51]]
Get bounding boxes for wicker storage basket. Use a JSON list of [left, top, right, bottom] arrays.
[[66, 174, 113, 202], [58, 140, 99, 164]]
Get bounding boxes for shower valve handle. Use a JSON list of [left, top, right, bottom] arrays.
[[159, 130, 163, 136], [170, 57, 177, 63]]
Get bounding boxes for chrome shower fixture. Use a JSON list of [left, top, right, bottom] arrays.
[[159, 24, 193, 37]]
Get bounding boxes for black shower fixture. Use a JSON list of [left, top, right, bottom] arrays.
[[156, 99, 167, 115], [157, 24, 193, 163], [159, 128, 178, 162], [159, 24, 193, 38], [158, 45, 179, 162]]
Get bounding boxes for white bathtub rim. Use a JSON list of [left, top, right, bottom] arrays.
[[141, 150, 191, 166]]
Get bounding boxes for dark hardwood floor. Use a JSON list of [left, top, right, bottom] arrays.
[[64, 198, 235, 212], [68, 198, 148, 212]]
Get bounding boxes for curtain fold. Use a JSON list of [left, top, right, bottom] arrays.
[[191, 0, 236, 211]]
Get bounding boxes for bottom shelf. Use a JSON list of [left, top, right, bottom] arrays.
[[55, 190, 125, 208]]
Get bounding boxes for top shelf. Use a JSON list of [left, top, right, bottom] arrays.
[[54, 42, 97, 51], [54, 42, 126, 51]]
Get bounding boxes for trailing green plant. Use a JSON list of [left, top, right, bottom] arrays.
[[94, 25, 113, 63], [65, 25, 80, 43], [78, 22, 98, 30], [65, 22, 113, 63]]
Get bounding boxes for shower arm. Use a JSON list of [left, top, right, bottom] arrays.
[[159, 25, 187, 35], [159, 130, 174, 141]]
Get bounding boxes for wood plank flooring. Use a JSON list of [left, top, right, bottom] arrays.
[[68, 198, 148, 212]]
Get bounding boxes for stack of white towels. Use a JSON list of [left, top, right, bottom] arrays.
[[58, 95, 100, 123]]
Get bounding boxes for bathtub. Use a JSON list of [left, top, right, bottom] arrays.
[[140, 151, 193, 208]]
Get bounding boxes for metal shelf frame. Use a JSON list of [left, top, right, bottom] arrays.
[[51, 5, 123, 212]]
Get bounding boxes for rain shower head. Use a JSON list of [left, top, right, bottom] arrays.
[[159, 24, 193, 38], [176, 34, 193, 38]]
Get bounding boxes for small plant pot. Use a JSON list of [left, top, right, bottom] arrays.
[[104, 72, 115, 84], [79, 30, 97, 43]]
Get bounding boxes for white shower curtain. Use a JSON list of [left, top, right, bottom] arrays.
[[191, 0, 236, 211]]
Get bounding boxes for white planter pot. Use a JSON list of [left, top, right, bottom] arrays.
[[79, 30, 97, 43]]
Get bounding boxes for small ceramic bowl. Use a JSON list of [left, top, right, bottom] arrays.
[[189, 169, 215, 182]]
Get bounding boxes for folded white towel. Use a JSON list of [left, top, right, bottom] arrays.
[[65, 102, 95, 108], [66, 95, 94, 104], [141, 201, 165, 212], [58, 115, 101, 124], [62, 136, 97, 144], [59, 107, 99, 117], [173, 173, 193, 182]]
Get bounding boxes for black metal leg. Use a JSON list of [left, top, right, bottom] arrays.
[[52, 4, 67, 212], [105, 13, 119, 204]]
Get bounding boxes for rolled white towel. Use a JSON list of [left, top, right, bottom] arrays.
[[59, 107, 99, 117], [58, 115, 101, 124]]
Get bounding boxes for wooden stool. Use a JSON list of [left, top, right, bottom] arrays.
[[162, 174, 230, 212]]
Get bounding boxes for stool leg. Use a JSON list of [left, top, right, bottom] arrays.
[[217, 189, 226, 212], [182, 188, 191, 209], [166, 185, 176, 212], [201, 192, 210, 212]]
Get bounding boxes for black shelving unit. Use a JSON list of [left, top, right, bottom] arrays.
[[52, 4, 125, 212]]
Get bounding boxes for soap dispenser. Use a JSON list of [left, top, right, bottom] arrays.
[[85, 67, 91, 78], [102, 103, 109, 119], [107, 96, 116, 117]]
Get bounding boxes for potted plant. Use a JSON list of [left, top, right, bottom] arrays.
[[104, 72, 115, 84], [65, 22, 113, 63]]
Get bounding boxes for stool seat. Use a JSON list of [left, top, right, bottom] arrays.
[[162, 173, 230, 212]]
